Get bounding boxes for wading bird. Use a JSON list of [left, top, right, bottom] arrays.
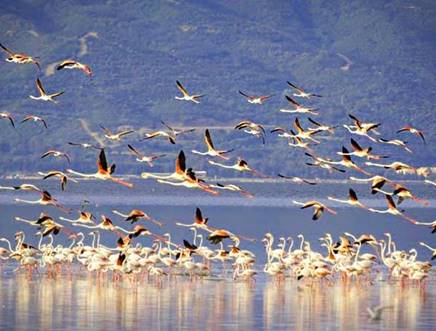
[[234, 120, 266, 144], [279, 95, 318, 115], [278, 174, 316, 185], [127, 144, 166, 166], [338, 138, 388, 160], [41, 150, 71, 164], [208, 158, 268, 178], [0, 112, 15, 128], [38, 170, 78, 191], [368, 195, 418, 224], [56, 59, 92, 77], [100, 125, 134, 141], [21, 115, 47, 129], [287, 81, 322, 99], [238, 90, 274, 104], [14, 190, 70, 213], [328, 188, 369, 209], [112, 209, 163, 227], [192, 129, 233, 159], [378, 138, 412, 153], [68, 142, 101, 150], [67, 149, 133, 188], [175, 80, 205, 103], [397, 126, 425, 144], [0, 43, 40, 69], [292, 200, 337, 220], [29, 78, 64, 103]]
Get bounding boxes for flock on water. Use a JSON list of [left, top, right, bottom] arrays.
[[0, 41, 434, 286]]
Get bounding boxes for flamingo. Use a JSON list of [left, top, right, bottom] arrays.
[[57, 59, 92, 76], [20, 115, 48, 129], [38, 170, 78, 191], [377, 138, 412, 153], [292, 200, 337, 220], [0, 43, 40, 69], [67, 149, 133, 188], [0, 112, 15, 128], [368, 195, 418, 224], [100, 125, 134, 141], [209, 183, 254, 198], [157, 168, 219, 195], [337, 138, 388, 160], [286, 81, 322, 98], [234, 120, 266, 144], [238, 90, 274, 104], [112, 209, 163, 227], [278, 174, 316, 185], [208, 158, 269, 178], [192, 129, 233, 159], [14, 190, 70, 213], [160, 120, 195, 137], [175, 80, 205, 103], [127, 144, 166, 166], [328, 188, 369, 209], [41, 150, 71, 164], [397, 126, 425, 144], [29, 78, 64, 103], [68, 141, 101, 150], [306, 117, 337, 134], [279, 95, 318, 115], [141, 150, 187, 181]]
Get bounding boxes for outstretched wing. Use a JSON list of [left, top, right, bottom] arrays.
[[204, 129, 215, 150], [36, 78, 46, 95], [176, 80, 189, 96]]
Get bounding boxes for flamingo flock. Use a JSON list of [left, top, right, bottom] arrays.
[[0, 39, 434, 287]]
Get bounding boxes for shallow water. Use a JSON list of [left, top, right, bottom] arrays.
[[0, 179, 435, 330]]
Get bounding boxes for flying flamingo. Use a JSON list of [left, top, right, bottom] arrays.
[[286, 81, 322, 98], [57, 59, 92, 77], [292, 200, 337, 220], [238, 90, 274, 104], [29, 78, 64, 103], [0, 43, 40, 69], [192, 129, 234, 159], [175, 80, 205, 103], [67, 149, 133, 188]]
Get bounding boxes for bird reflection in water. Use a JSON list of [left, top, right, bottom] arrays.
[[0, 273, 433, 331]]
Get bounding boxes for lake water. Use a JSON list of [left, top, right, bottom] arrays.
[[0, 179, 435, 330]]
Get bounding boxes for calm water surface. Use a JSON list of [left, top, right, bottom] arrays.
[[0, 179, 435, 330]]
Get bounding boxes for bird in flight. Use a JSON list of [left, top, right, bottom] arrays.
[[21, 115, 48, 129], [41, 150, 71, 164], [377, 138, 412, 153], [397, 125, 425, 144], [160, 121, 195, 137], [238, 90, 274, 104], [0, 112, 15, 128], [0, 43, 40, 69], [38, 170, 78, 191], [292, 200, 337, 220], [100, 125, 134, 141], [127, 144, 166, 166], [175, 80, 205, 103], [278, 174, 317, 185], [56, 59, 92, 77], [337, 138, 388, 160], [286, 81, 322, 98], [192, 129, 234, 159], [67, 149, 133, 188], [234, 120, 266, 144], [280, 95, 319, 115], [68, 142, 101, 150], [29, 78, 64, 103]]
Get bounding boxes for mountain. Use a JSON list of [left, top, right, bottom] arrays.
[[0, 0, 435, 179]]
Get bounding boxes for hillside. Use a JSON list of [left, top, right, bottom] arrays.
[[0, 0, 435, 179]]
